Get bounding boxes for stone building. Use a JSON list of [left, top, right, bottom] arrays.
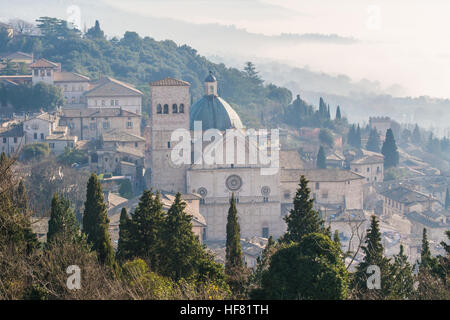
[[148, 77, 191, 193], [0, 124, 24, 155], [59, 108, 141, 141], [369, 116, 391, 138], [281, 168, 365, 216], [350, 153, 384, 183], [380, 185, 441, 217]]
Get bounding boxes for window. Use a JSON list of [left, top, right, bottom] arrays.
[[49, 143, 54, 149], [40, 69, 45, 76], [13, 137, 17, 143], [315, 182, 320, 189], [101, 100, 105, 106], [46, 70, 51, 76], [156, 104, 162, 114], [110, 100, 114, 106], [367, 167, 370, 172], [33, 133, 37, 140], [115, 100, 119, 106], [377, 166, 380, 173], [33, 69, 38, 76], [262, 227, 269, 239], [200, 198, 205, 205], [40, 133, 44, 140], [2, 138, 6, 143], [103, 122, 110, 129], [163, 104, 169, 114], [89, 123, 96, 130], [179, 104, 185, 113], [263, 197, 269, 203], [64, 84, 68, 91], [71, 97, 75, 104], [322, 192, 328, 199], [135, 142, 138, 147], [354, 168, 358, 172], [167, 141, 171, 148], [10, 147, 13, 153], [172, 104, 178, 113], [126, 121, 133, 129]]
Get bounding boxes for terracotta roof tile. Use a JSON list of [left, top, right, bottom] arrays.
[[150, 77, 190, 87]]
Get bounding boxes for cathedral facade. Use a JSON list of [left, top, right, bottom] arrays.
[[148, 73, 286, 241]]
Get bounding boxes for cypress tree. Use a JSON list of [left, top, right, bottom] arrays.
[[445, 188, 450, 210], [336, 105, 341, 120], [412, 124, 421, 144], [354, 215, 391, 298], [316, 146, 326, 169], [82, 173, 115, 268], [333, 230, 341, 247], [116, 207, 132, 262], [381, 128, 399, 168], [47, 193, 80, 244], [419, 228, 437, 272], [225, 193, 243, 275], [355, 124, 362, 148], [348, 125, 354, 146], [129, 190, 165, 269], [161, 193, 205, 280], [16, 179, 28, 213], [281, 175, 327, 243], [366, 128, 381, 153]]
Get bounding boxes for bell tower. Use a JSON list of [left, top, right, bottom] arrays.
[[149, 77, 191, 193], [204, 71, 217, 96]]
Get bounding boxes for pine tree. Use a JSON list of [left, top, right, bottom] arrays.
[[47, 193, 80, 244], [412, 124, 421, 145], [366, 128, 381, 153], [444, 188, 449, 210], [389, 244, 414, 299], [335, 105, 341, 120], [354, 215, 391, 298], [316, 146, 326, 169], [85, 20, 104, 39], [116, 207, 132, 262], [160, 193, 206, 280], [381, 128, 399, 168], [225, 193, 243, 275], [128, 190, 165, 269], [82, 174, 115, 268], [281, 175, 327, 243]]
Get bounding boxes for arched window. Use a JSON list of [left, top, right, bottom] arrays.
[[172, 104, 178, 113], [179, 104, 185, 113], [163, 104, 169, 114], [156, 104, 162, 114]]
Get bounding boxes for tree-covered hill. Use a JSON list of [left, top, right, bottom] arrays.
[[1, 18, 292, 128]]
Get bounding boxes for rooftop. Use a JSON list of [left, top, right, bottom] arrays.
[[102, 129, 145, 143], [85, 77, 143, 97], [281, 168, 365, 183], [61, 107, 140, 118], [149, 77, 190, 87], [53, 72, 90, 83], [29, 58, 60, 69], [380, 186, 432, 204]]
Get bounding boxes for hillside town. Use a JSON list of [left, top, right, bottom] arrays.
[[1, 53, 448, 267], [0, 14, 449, 302]]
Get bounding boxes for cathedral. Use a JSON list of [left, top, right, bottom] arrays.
[[148, 72, 286, 241]]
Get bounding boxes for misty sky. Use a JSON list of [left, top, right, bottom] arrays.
[[2, 0, 450, 99]]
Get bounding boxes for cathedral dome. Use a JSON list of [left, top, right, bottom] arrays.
[[190, 72, 243, 131], [190, 95, 243, 131]]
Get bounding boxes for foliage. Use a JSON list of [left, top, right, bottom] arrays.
[[82, 173, 116, 269], [347, 124, 361, 148], [0, 82, 64, 112], [260, 233, 348, 299], [47, 193, 80, 244], [316, 146, 326, 169], [118, 179, 133, 199], [225, 193, 243, 273], [366, 128, 381, 153], [57, 148, 88, 166], [319, 128, 334, 148], [20, 143, 50, 161], [352, 215, 392, 299], [381, 128, 399, 168], [281, 175, 329, 243]]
